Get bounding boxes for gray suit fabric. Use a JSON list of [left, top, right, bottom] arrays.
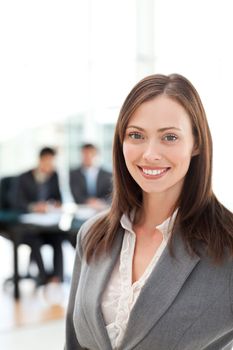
[[65, 214, 233, 350]]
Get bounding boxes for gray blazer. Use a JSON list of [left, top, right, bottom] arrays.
[[65, 214, 233, 350]]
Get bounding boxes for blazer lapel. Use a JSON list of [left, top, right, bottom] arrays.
[[83, 227, 124, 350], [120, 231, 200, 350]]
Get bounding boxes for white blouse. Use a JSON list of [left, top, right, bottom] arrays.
[[101, 210, 177, 349]]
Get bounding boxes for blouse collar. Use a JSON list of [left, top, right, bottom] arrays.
[[120, 208, 178, 240]]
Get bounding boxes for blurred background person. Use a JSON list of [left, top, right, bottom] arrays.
[[13, 147, 64, 285], [15, 147, 61, 213], [70, 143, 112, 210]]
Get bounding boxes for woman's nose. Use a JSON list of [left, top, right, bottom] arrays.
[[142, 141, 162, 162]]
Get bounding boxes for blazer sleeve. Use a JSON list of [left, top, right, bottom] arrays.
[[65, 225, 85, 350], [65, 211, 109, 349]]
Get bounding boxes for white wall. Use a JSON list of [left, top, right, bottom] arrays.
[[0, 1, 90, 141], [0, 0, 232, 210], [151, 0, 233, 210]]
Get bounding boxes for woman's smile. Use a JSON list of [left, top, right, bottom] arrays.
[[137, 166, 170, 179]]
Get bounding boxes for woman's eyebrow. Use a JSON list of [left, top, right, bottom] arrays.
[[157, 127, 182, 132], [126, 125, 181, 132], [126, 125, 145, 131]]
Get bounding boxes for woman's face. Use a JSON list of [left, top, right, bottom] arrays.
[[123, 95, 197, 200]]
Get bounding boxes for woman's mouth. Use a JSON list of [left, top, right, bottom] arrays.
[[138, 166, 170, 178]]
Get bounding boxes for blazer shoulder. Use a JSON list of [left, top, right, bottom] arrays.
[[20, 169, 33, 178], [99, 167, 112, 176], [70, 167, 82, 173], [18, 169, 35, 185], [77, 209, 109, 251], [70, 167, 83, 177]]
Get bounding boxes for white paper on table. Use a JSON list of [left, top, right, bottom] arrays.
[[19, 213, 61, 226], [75, 206, 97, 220]]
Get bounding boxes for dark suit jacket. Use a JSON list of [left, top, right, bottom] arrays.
[[65, 213, 233, 350], [70, 167, 112, 204], [13, 169, 61, 213]]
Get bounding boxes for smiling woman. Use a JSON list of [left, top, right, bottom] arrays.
[[65, 74, 233, 350]]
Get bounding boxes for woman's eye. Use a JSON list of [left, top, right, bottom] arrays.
[[128, 132, 143, 140], [163, 134, 178, 142]]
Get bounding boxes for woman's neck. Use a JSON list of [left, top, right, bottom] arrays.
[[135, 192, 178, 231]]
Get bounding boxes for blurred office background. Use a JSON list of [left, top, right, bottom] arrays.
[[0, 0, 233, 349]]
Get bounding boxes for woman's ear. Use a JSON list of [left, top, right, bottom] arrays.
[[192, 143, 200, 156]]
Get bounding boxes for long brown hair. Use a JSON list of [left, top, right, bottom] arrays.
[[83, 73, 233, 263]]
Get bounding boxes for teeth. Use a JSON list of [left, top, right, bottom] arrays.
[[142, 168, 167, 175]]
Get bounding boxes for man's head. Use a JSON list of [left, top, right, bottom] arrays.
[[81, 143, 98, 168], [38, 147, 57, 175]]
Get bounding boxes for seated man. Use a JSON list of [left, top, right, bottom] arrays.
[[13, 147, 64, 285], [70, 143, 112, 209]]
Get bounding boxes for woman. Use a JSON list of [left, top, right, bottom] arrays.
[[65, 74, 233, 350]]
